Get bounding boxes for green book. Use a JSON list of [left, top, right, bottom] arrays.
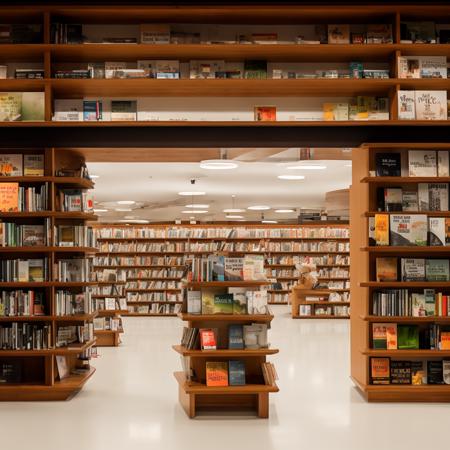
[[212, 294, 234, 314], [397, 325, 419, 349]]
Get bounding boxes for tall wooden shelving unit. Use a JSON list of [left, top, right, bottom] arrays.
[[0, 148, 97, 400], [351, 143, 450, 402], [173, 280, 278, 418], [91, 223, 349, 316]]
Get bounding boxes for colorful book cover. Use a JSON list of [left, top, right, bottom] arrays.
[[228, 360, 245, 386], [389, 214, 427, 246], [228, 324, 244, 349], [254, 106, 276, 121], [212, 293, 234, 314], [23, 154, 44, 176], [440, 332, 450, 350], [199, 328, 217, 350], [411, 361, 426, 385], [372, 323, 387, 349], [412, 293, 426, 317], [390, 361, 412, 384], [386, 324, 398, 349], [201, 289, 216, 314], [374, 214, 389, 246], [228, 287, 247, 314], [0, 182, 19, 212], [206, 361, 228, 387], [376, 257, 397, 281], [370, 357, 390, 385], [211, 255, 225, 281], [424, 288, 436, 316], [0, 154, 22, 176]]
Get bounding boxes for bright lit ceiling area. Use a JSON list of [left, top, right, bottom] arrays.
[[85, 147, 352, 223]]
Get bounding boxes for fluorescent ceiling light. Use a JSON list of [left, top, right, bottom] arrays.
[[286, 164, 327, 170], [117, 200, 136, 205], [247, 205, 270, 210], [277, 175, 305, 180], [182, 210, 208, 214], [200, 159, 238, 170], [118, 219, 149, 224], [115, 208, 133, 212], [226, 215, 244, 219], [185, 204, 209, 208], [178, 191, 206, 196], [93, 208, 108, 213], [275, 209, 295, 213], [262, 220, 278, 224], [90, 175, 100, 179], [223, 208, 245, 213]]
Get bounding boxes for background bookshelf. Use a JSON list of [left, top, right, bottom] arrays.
[[291, 288, 350, 319], [2, 5, 450, 125], [91, 223, 349, 316], [351, 143, 450, 402], [0, 147, 97, 400], [174, 280, 278, 418]]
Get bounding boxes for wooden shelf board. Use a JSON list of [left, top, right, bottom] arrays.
[[126, 288, 181, 292], [0, 349, 53, 356], [94, 330, 121, 334], [185, 281, 271, 288], [174, 371, 278, 394], [124, 313, 178, 317], [298, 301, 351, 305], [95, 281, 126, 285], [0, 246, 97, 253], [0, 315, 53, 322], [97, 309, 128, 316], [362, 315, 450, 323], [172, 345, 279, 357], [126, 301, 182, 304], [0, 176, 94, 188], [363, 246, 450, 253], [268, 302, 289, 305], [54, 312, 98, 321], [293, 315, 349, 319], [0, 211, 96, 220], [292, 288, 347, 294], [92, 294, 124, 298], [0, 282, 96, 288], [53, 339, 96, 355], [126, 277, 182, 281], [361, 281, 450, 287], [365, 211, 450, 217], [179, 313, 274, 322], [361, 176, 450, 184], [362, 349, 450, 357]]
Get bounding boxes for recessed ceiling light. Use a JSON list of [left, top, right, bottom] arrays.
[[223, 208, 245, 213], [115, 208, 133, 212], [185, 204, 209, 208], [90, 175, 100, 179], [262, 220, 278, 224], [278, 175, 305, 180], [178, 191, 206, 196], [247, 205, 271, 210], [117, 200, 136, 205], [275, 209, 295, 213], [93, 208, 108, 213], [181, 210, 208, 214], [200, 159, 238, 170], [286, 164, 327, 170], [226, 215, 244, 219]]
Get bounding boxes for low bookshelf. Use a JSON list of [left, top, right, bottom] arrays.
[[291, 288, 350, 319], [0, 148, 97, 400], [173, 279, 278, 418], [91, 223, 349, 315], [351, 143, 450, 402]]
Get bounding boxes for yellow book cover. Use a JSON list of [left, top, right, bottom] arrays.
[[0, 182, 19, 212], [323, 103, 335, 121], [374, 214, 389, 246]]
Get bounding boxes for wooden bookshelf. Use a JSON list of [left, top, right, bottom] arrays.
[[291, 288, 350, 319], [351, 143, 450, 402], [92, 223, 349, 311], [0, 148, 97, 400], [174, 280, 278, 418]]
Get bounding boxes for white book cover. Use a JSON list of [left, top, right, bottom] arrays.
[[438, 151, 450, 176], [389, 214, 427, 246], [418, 183, 430, 210], [428, 217, 445, 246], [401, 258, 426, 281], [428, 183, 449, 211], [415, 90, 447, 120], [397, 91, 416, 119], [419, 56, 447, 78], [104, 61, 128, 79], [408, 150, 437, 176], [187, 290, 201, 314], [18, 260, 29, 282], [54, 99, 83, 121]]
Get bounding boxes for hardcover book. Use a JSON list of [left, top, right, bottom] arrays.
[[374, 214, 389, 246], [397, 91, 416, 120], [199, 328, 217, 350], [228, 324, 244, 349], [408, 150, 437, 176], [425, 259, 449, 281], [397, 325, 419, 349], [390, 361, 412, 384], [372, 323, 388, 349], [224, 257, 244, 281], [228, 287, 247, 314], [375, 257, 398, 282], [427, 360, 444, 384], [228, 360, 245, 386], [428, 217, 445, 246], [401, 258, 426, 281], [412, 293, 426, 317], [411, 361, 426, 385], [438, 150, 450, 176], [424, 288, 436, 316], [0, 154, 22, 176], [212, 293, 234, 314], [375, 153, 401, 176], [402, 190, 418, 211], [187, 290, 201, 314], [206, 361, 228, 387], [418, 183, 449, 211], [389, 214, 427, 246], [415, 90, 447, 120], [370, 357, 390, 385], [384, 188, 402, 212], [23, 154, 44, 176]]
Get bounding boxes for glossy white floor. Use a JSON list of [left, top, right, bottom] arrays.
[[1, 307, 450, 449]]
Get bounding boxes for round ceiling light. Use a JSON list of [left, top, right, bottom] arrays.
[[200, 159, 238, 170], [247, 205, 271, 210], [185, 204, 209, 208], [181, 210, 208, 214], [117, 200, 136, 205], [178, 191, 206, 196], [286, 164, 327, 170], [277, 175, 305, 180], [275, 209, 295, 213], [223, 208, 245, 213]]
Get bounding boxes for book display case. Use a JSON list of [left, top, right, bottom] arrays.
[[351, 143, 450, 402], [0, 148, 97, 400], [1, 5, 450, 126], [92, 223, 349, 316], [173, 280, 278, 418]]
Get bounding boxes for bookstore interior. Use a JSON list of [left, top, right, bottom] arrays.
[[2, 2, 450, 450]]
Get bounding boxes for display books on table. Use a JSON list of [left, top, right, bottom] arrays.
[[398, 56, 447, 79], [375, 153, 401, 176], [389, 214, 427, 246]]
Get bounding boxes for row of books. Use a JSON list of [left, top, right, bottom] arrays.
[[126, 292, 181, 303], [91, 269, 126, 282], [55, 290, 93, 316], [54, 225, 95, 247], [266, 255, 350, 266], [0, 220, 50, 247], [0, 258, 48, 282], [189, 255, 265, 282], [93, 316, 123, 332], [298, 304, 350, 316], [376, 257, 450, 282], [127, 303, 182, 315], [372, 323, 450, 350], [0, 154, 44, 177], [317, 268, 349, 278], [57, 259, 91, 283], [0, 24, 42, 44], [305, 292, 350, 302], [92, 285, 125, 295], [95, 226, 349, 239], [269, 293, 290, 303], [372, 289, 450, 317], [0, 323, 51, 350], [323, 97, 389, 121], [0, 183, 49, 212], [0, 67, 44, 80], [59, 189, 94, 212], [186, 288, 269, 315], [125, 281, 182, 289], [370, 358, 450, 386], [0, 290, 45, 317], [372, 214, 450, 247], [93, 256, 186, 266], [56, 323, 93, 347], [266, 269, 301, 278], [126, 269, 184, 278], [93, 297, 127, 312], [0, 92, 44, 122]]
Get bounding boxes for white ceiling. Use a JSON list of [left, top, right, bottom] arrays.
[[88, 159, 351, 223]]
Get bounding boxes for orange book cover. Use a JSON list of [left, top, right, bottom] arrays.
[[254, 106, 276, 121], [376, 257, 398, 281], [370, 357, 390, 384], [0, 182, 19, 212], [440, 332, 450, 350], [206, 362, 228, 387], [200, 328, 217, 350], [386, 324, 398, 349], [374, 214, 389, 246]]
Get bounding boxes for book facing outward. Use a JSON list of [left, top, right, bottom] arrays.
[[389, 214, 427, 246], [228, 360, 245, 386], [428, 217, 446, 246], [418, 183, 448, 211], [0, 183, 19, 212], [376, 257, 397, 282], [228, 324, 244, 349], [401, 258, 425, 281], [0, 154, 22, 176], [187, 290, 201, 314], [199, 328, 217, 350], [206, 361, 228, 387], [374, 214, 389, 246], [372, 323, 397, 349], [384, 188, 402, 212], [375, 153, 401, 177], [408, 150, 437, 177], [370, 357, 390, 385], [390, 361, 412, 385], [24, 155, 44, 176], [425, 259, 449, 281], [213, 293, 233, 314]]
